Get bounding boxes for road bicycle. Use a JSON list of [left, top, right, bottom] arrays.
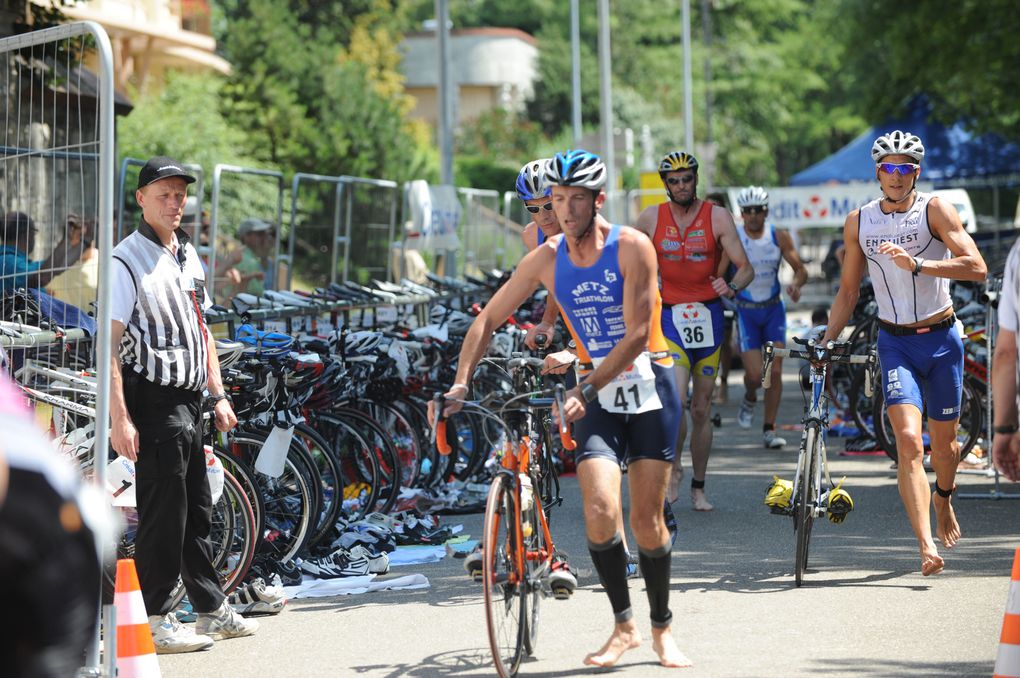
[[434, 354, 574, 678], [762, 336, 877, 586]]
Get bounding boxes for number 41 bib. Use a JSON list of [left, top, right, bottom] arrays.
[[591, 353, 663, 414], [672, 302, 714, 349]]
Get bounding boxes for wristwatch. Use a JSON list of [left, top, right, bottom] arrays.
[[208, 392, 231, 405], [727, 281, 740, 292], [579, 382, 598, 404]]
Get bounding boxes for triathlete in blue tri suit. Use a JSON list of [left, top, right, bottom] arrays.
[[433, 150, 691, 669], [821, 130, 987, 577], [730, 186, 807, 449]]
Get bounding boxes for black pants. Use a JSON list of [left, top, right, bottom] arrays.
[[125, 376, 224, 616], [0, 468, 99, 678]]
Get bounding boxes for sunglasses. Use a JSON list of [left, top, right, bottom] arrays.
[[878, 162, 920, 175], [525, 202, 554, 214], [666, 175, 696, 186], [741, 207, 766, 215]]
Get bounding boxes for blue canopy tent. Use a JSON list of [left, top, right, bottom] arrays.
[[791, 99, 1020, 187]]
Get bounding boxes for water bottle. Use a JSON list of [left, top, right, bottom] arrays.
[[520, 474, 534, 537]]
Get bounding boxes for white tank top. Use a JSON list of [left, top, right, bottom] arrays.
[[735, 223, 782, 303], [857, 192, 951, 325]]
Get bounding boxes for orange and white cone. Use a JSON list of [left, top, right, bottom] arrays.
[[995, 548, 1020, 678], [114, 558, 162, 678]]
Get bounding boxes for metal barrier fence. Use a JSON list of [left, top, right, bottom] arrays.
[[456, 186, 504, 276], [209, 164, 285, 302], [116, 157, 204, 244], [0, 21, 115, 674]]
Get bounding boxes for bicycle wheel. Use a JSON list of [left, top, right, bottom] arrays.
[[795, 424, 819, 587], [522, 493, 546, 656], [483, 474, 527, 678], [873, 375, 981, 464], [209, 469, 258, 594], [847, 367, 876, 438]]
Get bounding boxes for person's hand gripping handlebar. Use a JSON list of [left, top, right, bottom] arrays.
[[553, 383, 577, 451]]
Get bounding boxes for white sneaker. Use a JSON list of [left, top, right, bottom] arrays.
[[347, 544, 391, 574], [148, 613, 214, 654], [228, 577, 287, 616], [195, 600, 259, 641], [737, 399, 755, 429], [763, 430, 786, 449]]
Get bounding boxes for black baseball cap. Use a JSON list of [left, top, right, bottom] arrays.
[[137, 156, 196, 190]]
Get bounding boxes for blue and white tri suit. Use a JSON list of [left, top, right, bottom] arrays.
[[858, 192, 963, 420], [732, 223, 787, 353]]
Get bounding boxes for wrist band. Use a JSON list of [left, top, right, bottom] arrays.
[[912, 257, 923, 275], [208, 393, 230, 404], [449, 383, 469, 393], [993, 424, 1019, 434]]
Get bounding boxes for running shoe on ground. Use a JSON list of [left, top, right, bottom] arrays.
[[464, 545, 483, 581], [195, 600, 259, 641], [148, 613, 213, 654], [299, 548, 372, 578], [764, 475, 793, 509], [347, 544, 391, 574], [763, 430, 786, 449], [737, 398, 754, 429], [228, 577, 287, 616], [547, 556, 577, 600]]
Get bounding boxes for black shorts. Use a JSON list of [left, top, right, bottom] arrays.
[[573, 362, 682, 466]]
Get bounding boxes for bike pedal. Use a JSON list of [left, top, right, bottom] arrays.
[[550, 585, 573, 600], [471, 571, 483, 583], [769, 505, 793, 517]]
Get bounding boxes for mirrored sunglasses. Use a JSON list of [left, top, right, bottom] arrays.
[[526, 202, 554, 214], [666, 175, 696, 186], [878, 162, 919, 175], [741, 206, 765, 215]]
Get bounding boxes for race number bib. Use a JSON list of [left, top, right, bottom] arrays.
[[592, 353, 662, 414], [672, 302, 714, 349]]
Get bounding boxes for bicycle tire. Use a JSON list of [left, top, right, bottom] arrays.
[[795, 424, 819, 587], [332, 406, 400, 514], [482, 474, 527, 678], [847, 367, 876, 438], [292, 423, 347, 549], [873, 374, 982, 464], [209, 469, 258, 594], [358, 400, 425, 490], [522, 493, 545, 656], [393, 396, 441, 488]]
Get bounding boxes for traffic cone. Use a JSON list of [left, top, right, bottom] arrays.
[[994, 548, 1020, 678], [114, 558, 162, 678]]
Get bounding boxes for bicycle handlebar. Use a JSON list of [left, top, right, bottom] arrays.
[[761, 340, 876, 392], [553, 383, 577, 451], [432, 393, 453, 456]]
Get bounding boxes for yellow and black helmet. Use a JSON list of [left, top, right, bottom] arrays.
[[658, 151, 699, 176]]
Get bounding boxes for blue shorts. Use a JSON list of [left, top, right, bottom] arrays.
[[877, 326, 963, 420], [573, 362, 682, 466], [661, 299, 725, 378], [736, 300, 787, 353]]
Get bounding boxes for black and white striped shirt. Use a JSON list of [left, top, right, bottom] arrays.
[[110, 220, 210, 391]]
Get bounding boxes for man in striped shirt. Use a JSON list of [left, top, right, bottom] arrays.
[[109, 156, 257, 653]]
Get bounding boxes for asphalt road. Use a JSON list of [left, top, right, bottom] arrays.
[[160, 367, 1020, 678]]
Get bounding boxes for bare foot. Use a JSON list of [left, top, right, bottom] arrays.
[[921, 543, 944, 576], [651, 626, 693, 668], [691, 488, 713, 512], [583, 623, 642, 668], [667, 465, 684, 504], [932, 491, 961, 548]]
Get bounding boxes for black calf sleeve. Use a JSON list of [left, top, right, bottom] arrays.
[[588, 533, 632, 623], [638, 543, 673, 628]]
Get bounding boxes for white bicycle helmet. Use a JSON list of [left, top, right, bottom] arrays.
[[515, 159, 551, 201], [736, 186, 769, 208], [871, 130, 925, 163], [545, 150, 607, 190]]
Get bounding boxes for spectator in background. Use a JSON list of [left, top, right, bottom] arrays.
[[0, 212, 89, 292], [234, 218, 275, 296], [992, 239, 1020, 481], [46, 214, 99, 312]]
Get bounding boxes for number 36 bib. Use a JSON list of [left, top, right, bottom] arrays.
[[591, 353, 663, 414], [671, 302, 714, 349]]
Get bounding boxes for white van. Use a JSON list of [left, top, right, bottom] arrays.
[[933, 188, 976, 233]]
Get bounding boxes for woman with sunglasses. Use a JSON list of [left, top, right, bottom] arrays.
[[635, 151, 754, 512], [819, 130, 987, 577]]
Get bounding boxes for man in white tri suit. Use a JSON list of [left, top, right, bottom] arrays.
[[820, 131, 987, 576]]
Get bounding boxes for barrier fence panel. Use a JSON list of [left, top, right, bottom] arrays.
[[0, 21, 115, 671], [116, 157, 204, 245], [457, 187, 505, 277], [500, 189, 529, 266], [287, 172, 343, 291], [209, 164, 284, 302], [337, 176, 399, 285]]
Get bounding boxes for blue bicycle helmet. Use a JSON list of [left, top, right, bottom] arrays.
[[515, 158, 551, 201], [545, 150, 607, 190]]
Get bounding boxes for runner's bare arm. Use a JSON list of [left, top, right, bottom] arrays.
[[821, 211, 867, 343], [992, 328, 1020, 481], [522, 222, 537, 250], [634, 204, 658, 239], [918, 197, 987, 281], [778, 229, 809, 300], [577, 228, 657, 392], [714, 206, 754, 292], [109, 321, 139, 461]]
